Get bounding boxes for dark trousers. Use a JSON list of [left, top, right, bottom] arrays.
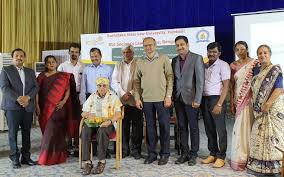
[[5, 109, 33, 161], [81, 124, 115, 161], [201, 96, 227, 159], [122, 105, 143, 155], [174, 98, 200, 157], [86, 93, 91, 100], [143, 102, 170, 158]]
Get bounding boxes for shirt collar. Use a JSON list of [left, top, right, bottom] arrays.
[[95, 90, 111, 99], [179, 52, 189, 61], [91, 63, 103, 68], [207, 58, 221, 68], [122, 58, 134, 65], [144, 52, 159, 61], [68, 60, 81, 66], [15, 66, 23, 70]]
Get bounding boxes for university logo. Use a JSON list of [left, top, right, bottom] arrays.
[[196, 29, 209, 43], [85, 36, 104, 45]]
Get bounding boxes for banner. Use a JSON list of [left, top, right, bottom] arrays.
[[81, 26, 215, 64]]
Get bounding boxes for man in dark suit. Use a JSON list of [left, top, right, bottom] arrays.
[[0, 48, 39, 169], [172, 36, 205, 166]]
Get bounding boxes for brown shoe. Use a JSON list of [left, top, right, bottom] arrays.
[[201, 156, 216, 164], [81, 162, 93, 175], [213, 158, 225, 168], [92, 161, 106, 175]]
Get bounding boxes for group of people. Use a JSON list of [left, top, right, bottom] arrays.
[[0, 36, 283, 176], [230, 42, 284, 176]]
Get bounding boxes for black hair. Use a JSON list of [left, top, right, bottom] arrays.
[[44, 55, 57, 71], [11, 48, 26, 57], [207, 42, 222, 52], [89, 48, 102, 56], [174, 36, 188, 44], [234, 41, 249, 57], [69, 43, 81, 52]]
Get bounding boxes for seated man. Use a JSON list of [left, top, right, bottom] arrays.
[[81, 77, 122, 175]]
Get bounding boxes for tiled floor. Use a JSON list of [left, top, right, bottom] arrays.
[[0, 117, 255, 177]]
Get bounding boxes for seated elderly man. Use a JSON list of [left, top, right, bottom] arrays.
[[81, 77, 122, 175]]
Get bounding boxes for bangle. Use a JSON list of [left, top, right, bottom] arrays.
[[217, 103, 222, 107]]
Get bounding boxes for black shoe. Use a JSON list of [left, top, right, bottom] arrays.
[[106, 150, 111, 159], [144, 156, 157, 164], [175, 155, 189, 164], [122, 152, 129, 159], [132, 153, 142, 160], [158, 156, 169, 165], [73, 150, 79, 157], [188, 156, 197, 166], [21, 158, 38, 166], [12, 160, 21, 169]]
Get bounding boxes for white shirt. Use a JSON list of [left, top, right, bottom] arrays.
[[111, 59, 134, 97], [16, 66, 25, 95], [58, 60, 84, 92], [203, 59, 230, 96], [82, 90, 122, 129]]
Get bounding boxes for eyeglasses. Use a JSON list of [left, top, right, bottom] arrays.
[[97, 84, 107, 88]]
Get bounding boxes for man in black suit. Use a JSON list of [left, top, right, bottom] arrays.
[[0, 48, 39, 168]]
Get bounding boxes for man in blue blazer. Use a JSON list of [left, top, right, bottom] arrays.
[[0, 48, 39, 169], [172, 36, 205, 166]]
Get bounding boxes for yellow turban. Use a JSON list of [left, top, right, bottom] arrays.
[[96, 77, 110, 85]]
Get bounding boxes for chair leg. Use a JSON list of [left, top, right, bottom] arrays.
[[116, 139, 119, 170], [115, 119, 122, 170], [119, 119, 122, 166], [174, 124, 178, 150], [282, 152, 284, 177], [143, 121, 147, 145], [79, 136, 82, 168], [113, 141, 116, 154], [90, 143, 93, 162]]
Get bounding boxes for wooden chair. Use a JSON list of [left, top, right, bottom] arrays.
[[274, 144, 284, 177], [79, 106, 124, 170]]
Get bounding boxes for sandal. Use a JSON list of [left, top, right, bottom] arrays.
[[92, 161, 106, 175], [81, 162, 93, 175]]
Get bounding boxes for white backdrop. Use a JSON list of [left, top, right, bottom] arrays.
[[233, 10, 284, 70], [81, 26, 215, 64]]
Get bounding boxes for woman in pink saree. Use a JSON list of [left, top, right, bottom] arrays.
[[229, 41, 257, 170]]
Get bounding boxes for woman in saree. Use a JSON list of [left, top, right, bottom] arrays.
[[36, 55, 80, 165], [247, 45, 284, 176], [230, 41, 257, 170]]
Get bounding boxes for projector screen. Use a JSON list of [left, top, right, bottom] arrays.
[[233, 10, 284, 70]]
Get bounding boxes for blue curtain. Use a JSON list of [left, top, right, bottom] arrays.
[[99, 0, 284, 63]]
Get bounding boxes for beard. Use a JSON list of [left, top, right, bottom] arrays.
[[14, 60, 23, 66], [71, 55, 78, 60]]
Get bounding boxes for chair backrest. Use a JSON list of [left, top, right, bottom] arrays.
[[120, 106, 125, 120]]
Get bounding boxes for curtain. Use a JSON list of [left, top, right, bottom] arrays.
[[98, 0, 284, 63], [0, 0, 99, 67]]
